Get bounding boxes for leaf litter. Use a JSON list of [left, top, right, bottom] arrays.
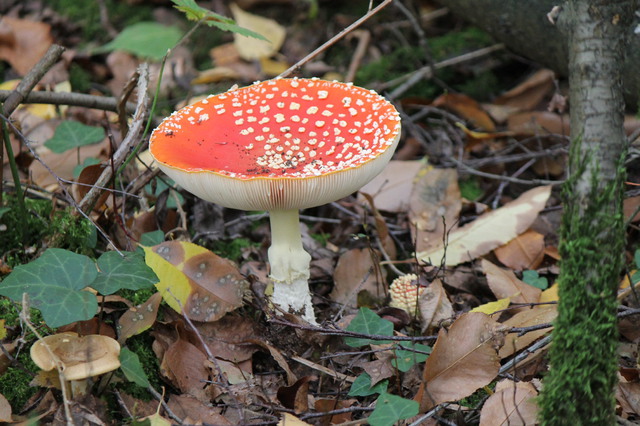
[[1, 0, 640, 424]]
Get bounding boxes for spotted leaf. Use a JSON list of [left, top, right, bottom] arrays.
[[143, 241, 248, 322]]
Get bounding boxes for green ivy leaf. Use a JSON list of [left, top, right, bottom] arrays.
[[97, 22, 182, 60], [92, 251, 158, 295], [368, 392, 419, 426], [44, 121, 105, 154], [345, 307, 394, 347], [120, 348, 150, 388], [140, 230, 165, 246], [392, 343, 432, 372], [0, 249, 98, 327], [348, 373, 388, 397], [171, 0, 267, 40], [634, 249, 640, 269], [522, 270, 548, 289]]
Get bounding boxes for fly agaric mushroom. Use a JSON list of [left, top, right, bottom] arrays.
[[30, 332, 121, 396], [149, 78, 401, 323]]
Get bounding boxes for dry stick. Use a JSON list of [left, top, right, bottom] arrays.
[[344, 30, 371, 83], [0, 90, 137, 114], [278, 0, 394, 78], [77, 63, 149, 216], [385, 43, 506, 99], [3, 44, 66, 115]]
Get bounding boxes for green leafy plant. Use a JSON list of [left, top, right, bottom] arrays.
[[0, 248, 157, 327], [172, 0, 267, 40], [522, 269, 549, 289], [345, 308, 427, 426], [44, 120, 105, 153], [96, 22, 183, 61]]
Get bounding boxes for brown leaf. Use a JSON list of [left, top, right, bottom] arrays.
[[482, 259, 541, 307], [494, 230, 545, 271], [433, 93, 496, 131], [0, 393, 11, 422], [418, 312, 505, 411], [498, 306, 556, 359], [617, 380, 640, 416], [330, 248, 386, 308], [418, 279, 454, 332], [494, 69, 555, 111], [507, 111, 569, 136], [117, 292, 162, 344], [362, 358, 395, 386], [409, 167, 462, 254], [358, 160, 424, 213], [417, 186, 551, 266], [168, 394, 232, 425], [161, 339, 209, 401], [479, 380, 538, 425], [277, 376, 315, 414], [230, 3, 286, 60], [314, 398, 356, 424], [624, 196, 640, 223], [0, 17, 53, 75], [187, 314, 260, 363]]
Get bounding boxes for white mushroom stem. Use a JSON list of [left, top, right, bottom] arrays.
[[268, 209, 316, 323]]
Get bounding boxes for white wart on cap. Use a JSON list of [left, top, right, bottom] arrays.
[[149, 78, 401, 211]]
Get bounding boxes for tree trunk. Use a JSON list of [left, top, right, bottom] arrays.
[[434, 0, 640, 107], [537, 1, 635, 424]]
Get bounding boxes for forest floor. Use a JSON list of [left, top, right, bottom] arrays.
[[1, 0, 640, 425]]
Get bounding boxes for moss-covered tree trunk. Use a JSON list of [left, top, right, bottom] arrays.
[[538, 1, 636, 424]]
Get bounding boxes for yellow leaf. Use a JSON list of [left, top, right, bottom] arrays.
[[0, 320, 6, 340], [539, 283, 559, 303], [143, 241, 249, 322], [230, 3, 286, 60], [0, 80, 20, 90], [278, 413, 312, 426], [471, 297, 511, 315]]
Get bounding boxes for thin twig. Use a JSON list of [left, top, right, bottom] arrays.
[[77, 63, 150, 215], [278, 0, 394, 78], [3, 44, 66, 116], [0, 90, 137, 114]]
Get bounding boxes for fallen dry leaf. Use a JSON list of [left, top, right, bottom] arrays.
[[117, 292, 163, 344], [160, 339, 209, 401], [330, 248, 386, 308], [616, 379, 640, 417], [507, 111, 569, 136], [278, 412, 312, 425], [470, 297, 511, 316], [362, 358, 395, 386], [0, 17, 53, 75], [417, 186, 551, 266], [479, 380, 538, 425], [494, 230, 546, 270], [418, 312, 506, 411], [418, 279, 454, 332], [493, 69, 555, 111], [277, 376, 315, 414], [433, 93, 496, 131], [0, 393, 11, 423], [230, 3, 286, 60], [409, 167, 462, 254], [358, 160, 424, 212], [482, 259, 541, 307], [168, 394, 231, 425], [498, 306, 556, 359]]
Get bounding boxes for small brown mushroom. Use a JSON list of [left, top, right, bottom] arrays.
[[30, 332, 121, 388]]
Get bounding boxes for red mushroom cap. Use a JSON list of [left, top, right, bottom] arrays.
[[149, 78, 401, 211]]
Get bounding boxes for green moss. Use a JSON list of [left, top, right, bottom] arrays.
[[0, 350, 39, 412], [538, 146, 626, 424], [47, 209, 97, 255], [118, 287, 159, 308], [0, 197, 51, 266], [209, 237, 258, 262]]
